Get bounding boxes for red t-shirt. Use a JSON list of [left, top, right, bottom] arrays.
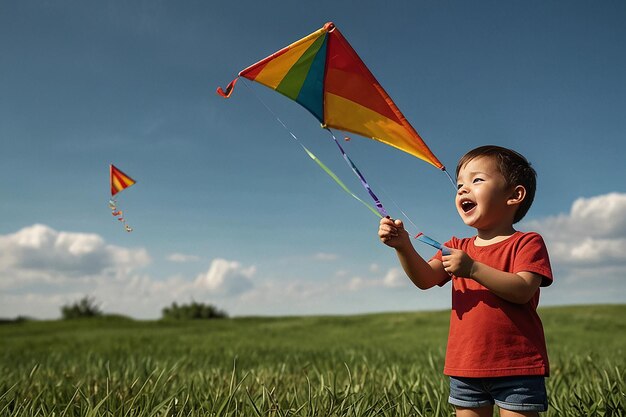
[[433, 231, 553, 377]]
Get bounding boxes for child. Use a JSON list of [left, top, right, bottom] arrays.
[[378, 145, 552, 417]]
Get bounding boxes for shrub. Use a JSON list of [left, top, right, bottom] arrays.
[[0, 316, 31, 325], [161, 301, 228, 320], [60, 296, 103, 319]]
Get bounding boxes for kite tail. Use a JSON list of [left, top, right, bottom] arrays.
[[217, 77, 239, 98], [109, 199, 133, 232], [415, 232, 450, 255], [325, 128, 388, 218], [241, 79, 382, 218], [300, 145, 383, 218]]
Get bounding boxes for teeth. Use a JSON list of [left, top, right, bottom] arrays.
[[461, 200, 476, 212]]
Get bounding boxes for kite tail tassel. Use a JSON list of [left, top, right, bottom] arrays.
[[325, 128, 388, 218], [415, 233, 450, 255], [216, 77, 239, 98], [109, 199, 133, 232]]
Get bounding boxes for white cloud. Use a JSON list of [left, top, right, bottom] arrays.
[[0, 225, 257, 319], [345, 268, 410, 291], [569, 193, 626, 237], [313, 252, 338, 261], [382, 268, 409, 288], [232, 278, 338, 316], [524, 193, 626, 267], [194, 258, 255, 295], [0, 224, 150, 290], [347, 276, 367, 291], [334, 269, 349, 278], [524, 193, 626, 239], [167, 253, 200, 263], [522, 192, 626, 305], [549, 237, 626, 266]]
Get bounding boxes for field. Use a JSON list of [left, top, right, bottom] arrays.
[[1, 305, 624, 416]]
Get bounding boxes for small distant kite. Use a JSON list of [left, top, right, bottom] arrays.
[[109, 164, 136, 232]]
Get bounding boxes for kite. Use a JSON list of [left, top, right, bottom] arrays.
[[218, 22, 451, 253], [109, 164, 136, 232]]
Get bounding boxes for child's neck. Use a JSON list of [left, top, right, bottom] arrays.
[[474, 225, 517, 246]]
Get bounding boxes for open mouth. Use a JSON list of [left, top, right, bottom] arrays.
[[460, 199, 476, 213]]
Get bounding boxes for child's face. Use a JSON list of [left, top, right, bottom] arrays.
[[455, 156, 513, 231]]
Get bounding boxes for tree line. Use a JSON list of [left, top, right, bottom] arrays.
[[60, 296, 228, 320]]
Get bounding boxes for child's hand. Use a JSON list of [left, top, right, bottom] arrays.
[[378, 217, 410, 249], [441, 248, 475, 278]]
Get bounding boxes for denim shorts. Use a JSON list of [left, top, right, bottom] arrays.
[[449, 375, 548, 412]]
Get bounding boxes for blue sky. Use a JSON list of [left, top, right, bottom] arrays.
[[1, 1, 624, 319]]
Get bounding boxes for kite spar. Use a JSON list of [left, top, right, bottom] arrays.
[[109, 164, 136, 232], [218, 22, 452, 253]]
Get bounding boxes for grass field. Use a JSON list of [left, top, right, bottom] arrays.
[[1, 305, 624, 416]]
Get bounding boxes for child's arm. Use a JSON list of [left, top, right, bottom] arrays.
[[442, 248, 542, 304], [378, 217, 448, 289]]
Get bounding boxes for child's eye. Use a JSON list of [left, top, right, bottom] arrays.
[[456, 183, 463, 190], [472, 178, 484, 183]]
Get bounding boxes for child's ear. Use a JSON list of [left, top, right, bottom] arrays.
[[507, 185, 526, 206]]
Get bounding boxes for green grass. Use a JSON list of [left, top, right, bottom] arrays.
[[1, 305, 624, 416]]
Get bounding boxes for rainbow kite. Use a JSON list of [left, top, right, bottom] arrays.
[[218, 22, 446, 170], [218, 22, 451, 252], [109, 164, 136, 232]]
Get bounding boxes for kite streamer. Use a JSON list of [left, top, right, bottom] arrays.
[[415, 233, 450, 255], [109, 164, 136, 232], [241, 79, 382, 218], [326, 128, 388, 218], [109, 199, 132, 232]]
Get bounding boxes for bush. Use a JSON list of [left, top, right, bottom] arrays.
[[0, 316, 31, 325], [61, 296, 103, 319], [161, 301, 228, 320]]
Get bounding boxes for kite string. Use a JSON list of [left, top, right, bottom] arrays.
[[444, 169, 456, 188], [240, 79, 447, 253], [241, 79, 382, 218], [365, 176, 450, 254], [241, 79, 297, 143]]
